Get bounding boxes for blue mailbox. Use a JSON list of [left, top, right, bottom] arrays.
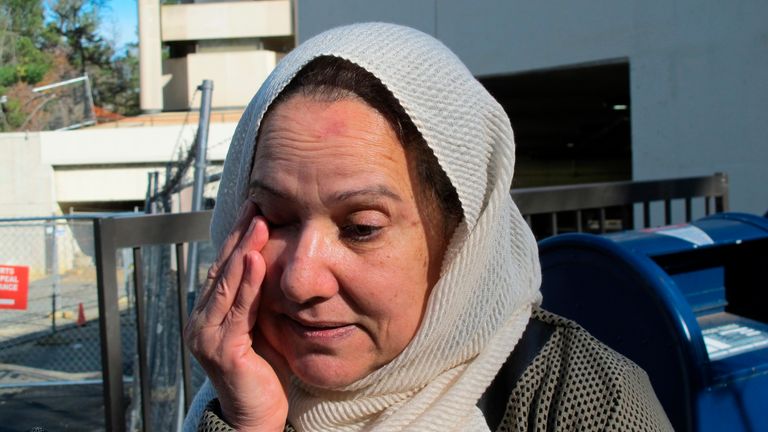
[[539, 213, 768, 432]]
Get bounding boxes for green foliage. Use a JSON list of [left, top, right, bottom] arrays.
[[0, 92, 26, 131], [15, 36, 51, 83], [0, 0, 46, 37], [0, 0, 140, 130], [46, 0, 113, 73], [0, 0, 52, 85], [0, 66, 18, 87], [45, 0, 139, 115], [106, 44, 140, 115]]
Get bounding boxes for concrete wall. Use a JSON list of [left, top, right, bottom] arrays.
[[163, 50, 278, 110], [39, 123, 234, 166], [0, 122, 237, 218], [296, 0, 768, 215], [161, 0, 292, 42], [162, 57, 189, 110], [139, 0, 163, 112], [54, 167, 166, 203], [0, 133, 56, 218], [140, 0, 292, 111], [39, 123, 235, 203]]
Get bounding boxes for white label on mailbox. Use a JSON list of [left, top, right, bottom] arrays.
[[703, 323, 768, 361], [652, 225, 714, 246]]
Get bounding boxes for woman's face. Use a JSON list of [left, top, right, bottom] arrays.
[[249, 94, 448, 389]]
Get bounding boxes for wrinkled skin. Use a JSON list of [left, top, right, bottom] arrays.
[[184, 95, 448, 430]]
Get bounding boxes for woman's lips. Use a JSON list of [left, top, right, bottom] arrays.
[[285, 315, 356, 340]]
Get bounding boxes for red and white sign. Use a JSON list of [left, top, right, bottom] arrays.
[[0, 265, 29, 310]]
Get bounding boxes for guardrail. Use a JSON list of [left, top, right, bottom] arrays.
[[511, 173, 728, 238]]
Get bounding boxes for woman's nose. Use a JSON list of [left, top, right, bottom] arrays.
[[279, 225, 338, 304]]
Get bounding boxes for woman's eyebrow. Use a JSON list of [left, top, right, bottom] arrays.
[[332, 186, 402, 203], [249, 179, 291, 201], [249, 180, 401, 203]]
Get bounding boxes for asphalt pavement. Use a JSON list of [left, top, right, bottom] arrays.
[[0, 384, 104, 431]]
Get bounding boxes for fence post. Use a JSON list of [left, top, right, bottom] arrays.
[[186, 79, 213, 298], [94, 217, 127, 432], [49, 218, 60, 334]]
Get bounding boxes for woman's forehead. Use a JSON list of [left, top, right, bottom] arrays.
[[250, 95, 413, 190], [256, 95, 398, 155]]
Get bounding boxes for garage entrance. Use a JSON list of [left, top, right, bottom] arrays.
[[480, 61, 631, 188]]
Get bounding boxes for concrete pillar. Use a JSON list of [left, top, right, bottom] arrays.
[[138, 0, 163, 112]]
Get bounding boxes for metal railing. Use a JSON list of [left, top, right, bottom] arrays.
[[511, 173, 729, 238], [87, 173, 729, 430], [94, 211, 212, 432], [0, 214, 138, 431]]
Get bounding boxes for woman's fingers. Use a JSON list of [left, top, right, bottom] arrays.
[[202, 218, 255, 324], [182, 206, 287, 431], [226, 222, 269, 334], [194, 201, 256, 313], [184, 211, 287, 431], [202, 215, 269, 326], [213, 200, 258, 272]]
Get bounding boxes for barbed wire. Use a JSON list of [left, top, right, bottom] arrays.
[[146, 99, 232, 213], [167, 89, 201, 163]]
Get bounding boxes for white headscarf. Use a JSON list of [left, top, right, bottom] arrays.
[[185, 22, 541, 432]]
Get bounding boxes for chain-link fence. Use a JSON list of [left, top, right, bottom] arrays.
[[0, 216, 136, 431], [1, 211, 217, 431], [122, 239, 214, 432], [28, 75, 97, 131]]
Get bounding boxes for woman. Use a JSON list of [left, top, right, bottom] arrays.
[[184, 23, 672, 431]]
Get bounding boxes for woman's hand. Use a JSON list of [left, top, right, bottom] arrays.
[[184, 201, 288, 431]]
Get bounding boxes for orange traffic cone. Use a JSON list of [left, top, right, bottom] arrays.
[[76, 303, 86, 327]]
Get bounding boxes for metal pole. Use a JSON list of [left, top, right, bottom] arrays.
[[50, 218, 59, 334], [144, 172, 153, 214], [132, 247, 152, 432], [165, 163, 173, 212], [175, 243, 192, 411], [191, 80, 213, 214], [186, 80, 213, 296], [32, 75, 89, 92], [94, 218, 127, 432], [152, 171, 160, 213]]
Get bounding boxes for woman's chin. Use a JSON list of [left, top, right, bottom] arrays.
[[290, 356, 370, 389]]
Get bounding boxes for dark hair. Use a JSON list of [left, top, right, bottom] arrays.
[[262, 56, 463, 231]]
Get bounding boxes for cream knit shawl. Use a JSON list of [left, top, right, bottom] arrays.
[[184, 22, 541, 432]]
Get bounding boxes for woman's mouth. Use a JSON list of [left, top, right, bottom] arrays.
[[285, 315, 356, 340]]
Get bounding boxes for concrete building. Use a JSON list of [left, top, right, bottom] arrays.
[[139, 0, 294, 111], [294, 0, 768, 216], [2, 0, 297, 219], [0, 113, 238, 218], [1, 0, 765, 219]]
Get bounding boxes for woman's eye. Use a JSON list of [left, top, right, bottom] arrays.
[[341, 224, 381, 241]]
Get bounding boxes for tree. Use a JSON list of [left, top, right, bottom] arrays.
[[46, 0, 110, 73], [0, 0, 53, 130], [46, 0, 139, 116], [93, 43, 140, 115], [0, 0, 140, 130], [0, 0, 51, 85]]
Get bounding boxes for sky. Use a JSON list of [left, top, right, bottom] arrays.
[[102, 0, 138, 50]]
